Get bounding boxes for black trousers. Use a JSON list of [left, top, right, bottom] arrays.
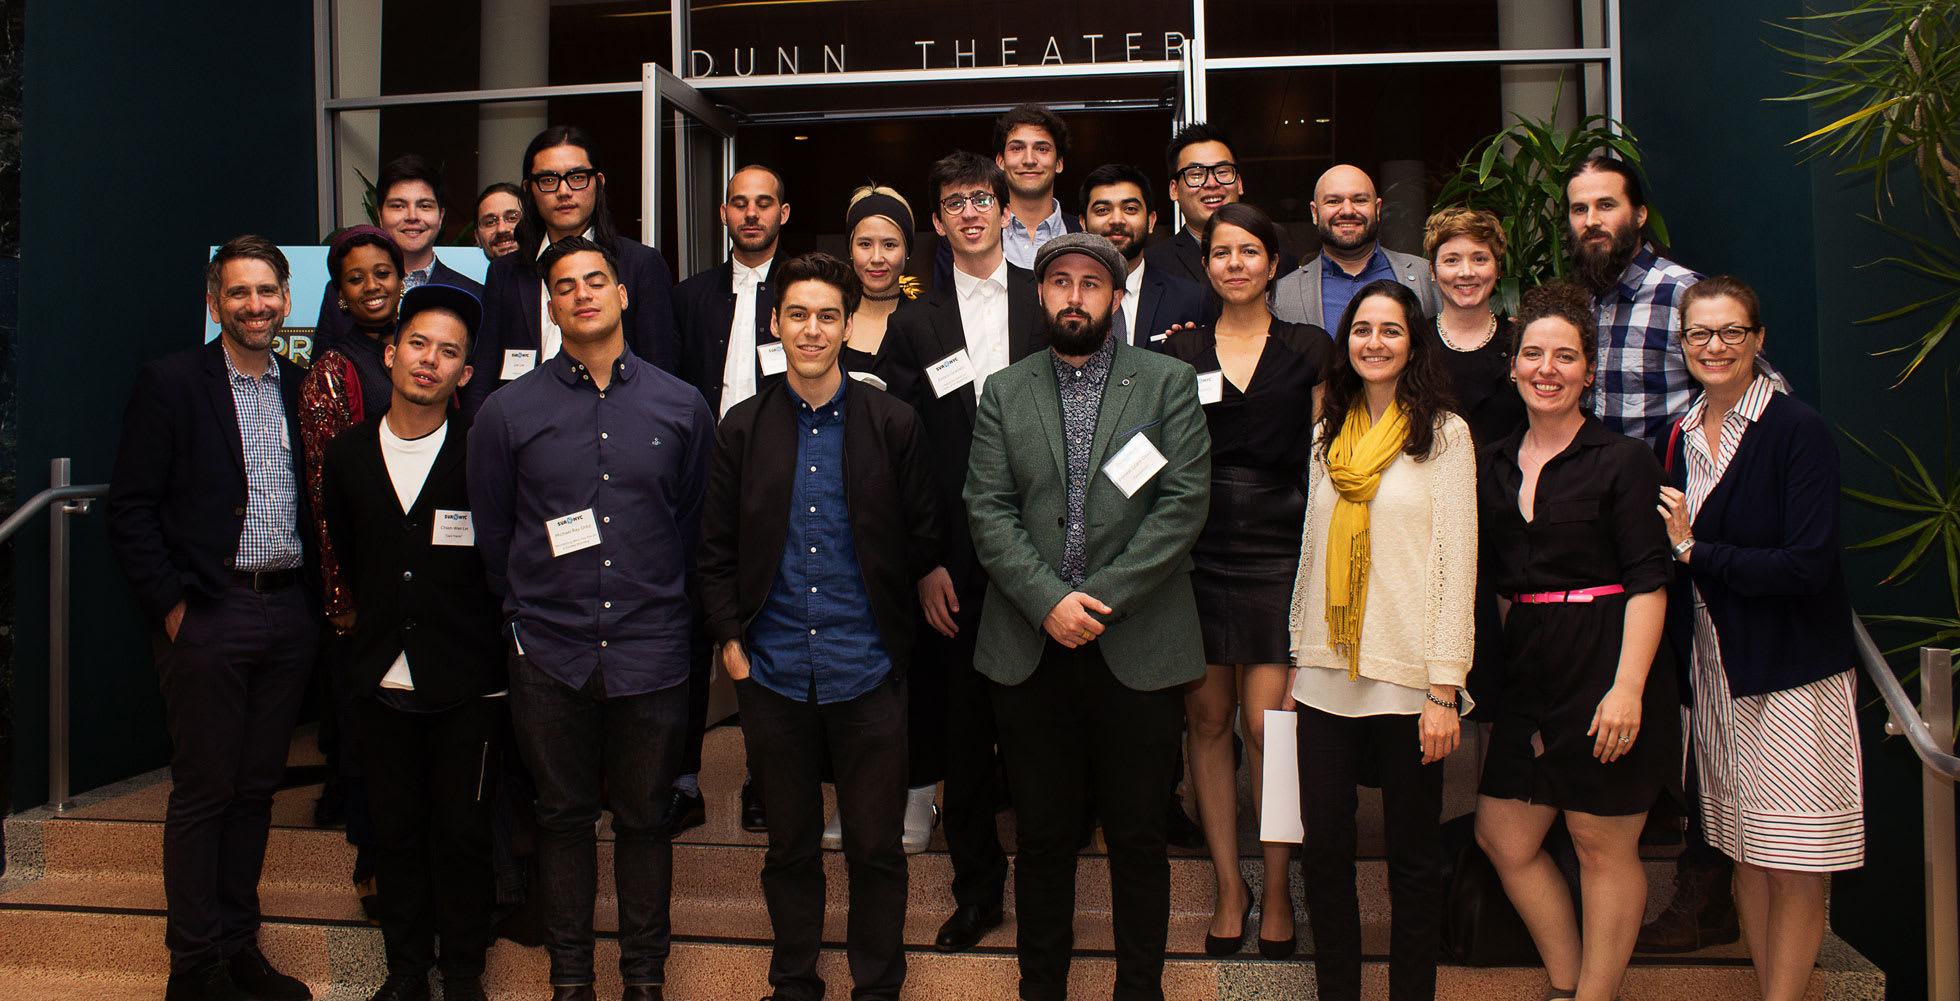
[[738, 675, 908, 1001], [926, 584, 1008, 909], [156, 583, 318, 970], [1296, 705, 1446, 1001], [353, 694, 504, 979], [991, 640, 1184, 1001]]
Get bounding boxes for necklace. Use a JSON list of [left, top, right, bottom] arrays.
[[1437, 311, 1497, 352], [861, 290, 902, 302]]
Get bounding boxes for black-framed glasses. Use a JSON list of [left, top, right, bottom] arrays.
[[530, 169, 596, 192], [939, 190, 997, 213], [1177, 161, 1239, 187], [1682, 324, 1761, 346]]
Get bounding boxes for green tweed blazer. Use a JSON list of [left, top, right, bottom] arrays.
[[963, 338, 1211, 692]]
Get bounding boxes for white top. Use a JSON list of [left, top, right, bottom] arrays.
[[720, 256, 773, 418], [534, 228, 596, 363], [376, 417, 449, 690], [953, 259, 1011, 400], [1121, 260, 1147, 346], [1288, 413, 1478, 711]]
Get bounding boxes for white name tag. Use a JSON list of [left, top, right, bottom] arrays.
[[279, 418, 290, 452], [756, 340, 788, 376], [1103, 431, 1169, 498], [926, 349, 977, 398], [848, 371, 888, 391], [545, 509, 602, 558], [1197, 370, 1224, 405], [432, 509, 475, 547], [499, 349, 537, 380]]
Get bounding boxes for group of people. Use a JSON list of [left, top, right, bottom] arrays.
[[103, 100, 1865, 1001]]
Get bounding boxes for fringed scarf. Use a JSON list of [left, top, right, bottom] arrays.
[[1323, 400, 1410, 678]]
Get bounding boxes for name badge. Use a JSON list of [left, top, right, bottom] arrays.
[[545, 509, 602, 558], [756, 340, 788, 376], [1196, 370, 1224, 406], [1103, 431, 1169, 499], [848, 370, 888, 392], [926, 349, 977, 398], [500, 349, 537, 381], [278, 418, 291, 452], [432, 509, 475, 547]]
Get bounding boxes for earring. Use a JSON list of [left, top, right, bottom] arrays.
[[337, 296, 347, 311]]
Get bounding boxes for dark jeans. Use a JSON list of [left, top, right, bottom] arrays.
[[509, 652, 687, 986], [353, 695, 504, 979], [1296, 706, 1446, 1001], [738, 675, 908, 1001], [318, 630, 374, 870], [990, 640, 1184, 1001], [927, 585, 1008, 909], [156, 583, 318, 970]]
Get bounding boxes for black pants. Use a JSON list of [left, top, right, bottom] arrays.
[[928, 585, 1008, 909], [509, 652, 687, 987], [738, 675, 908, 1001], [1296, 706, 1446, 1001], [156, 583, 318, 970], [991, 640, 1184, 1001], [353, 694, 504, 979]]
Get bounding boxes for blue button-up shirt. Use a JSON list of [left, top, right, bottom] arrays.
[[1002, 197, 1072, 270], [223, 348, 303, 571], [1592, 244, 1701, 449], [467, 349, 714, 696], [1319, 247, 1396, 334], [747, 382, 890, 704]]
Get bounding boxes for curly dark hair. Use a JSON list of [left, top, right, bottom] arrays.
[[1317, 279, 1459, 462], [1509, 280, 1597, 358]]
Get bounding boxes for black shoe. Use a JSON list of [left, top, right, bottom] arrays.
[[366, 973, 429, 1001], [622, 986, 663, 1001], [550, 987, 597, 1001], [1164, 793, 1205, 850], [226, 945, 311, 1001], [1204, 894, 1252, 957], [439, 977, 487, 1001], [166, 962, 248, 1001], [659, 788, 707, 838], [934, 902, 1004, 952], [313, 782, 347, 827], [740, 779, 768, 832], [1257, 932, 1297, 960]]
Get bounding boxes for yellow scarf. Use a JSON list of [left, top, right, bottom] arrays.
[[1324, 400, 1410, 678]]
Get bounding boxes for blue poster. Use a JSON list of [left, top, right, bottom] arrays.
[[203, 246, 493, 365]]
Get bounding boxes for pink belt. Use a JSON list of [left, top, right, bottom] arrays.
[[1513, 585, 1625, 604]]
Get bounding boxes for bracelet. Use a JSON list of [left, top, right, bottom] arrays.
[[1672, 537, 1694, 559], [1426, 691, 1460, 711]]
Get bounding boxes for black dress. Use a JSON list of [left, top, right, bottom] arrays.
[[1440, 324, 1527, 718], [1164, 318, 1332, 664], [1477, 418, 1681, 816]]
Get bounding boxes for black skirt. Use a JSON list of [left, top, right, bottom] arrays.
[[1190, 465, 1305, 665]]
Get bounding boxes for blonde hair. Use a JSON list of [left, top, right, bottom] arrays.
[[1422, 206, 1507, 261]]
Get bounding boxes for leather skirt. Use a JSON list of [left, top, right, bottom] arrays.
[[1190, 465, 1307, 666]]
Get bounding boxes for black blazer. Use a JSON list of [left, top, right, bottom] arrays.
[[312, 258, 483, 354], [320, 414, 505, 701], [698, 378, 941, 678], [107, 339, 315, 625], [1140, 228, 1298, 323], [882, 264, 1042, 586], [462, 235, 680, 413], [1664, 391, 1854, 699], [1129, 266, 1207, 349], [673, 259, 780, 416]]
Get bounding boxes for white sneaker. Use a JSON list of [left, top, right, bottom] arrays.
[[821, 809, 843, 850], [902, 785, 939, 854]]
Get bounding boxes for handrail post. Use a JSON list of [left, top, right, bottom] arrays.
[[1924, 646, 1956, 1001], [47, 457, 75, 812]]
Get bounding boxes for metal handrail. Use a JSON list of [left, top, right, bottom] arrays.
[[1853, 615, 1960, 781], [0, 483, 107, 545]]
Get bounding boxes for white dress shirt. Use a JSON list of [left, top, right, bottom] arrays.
[[953, 259, 1011, 399], [720, 257, 773, 417], [1121, 260, 1147, 346], [535, 228, 596, 363]]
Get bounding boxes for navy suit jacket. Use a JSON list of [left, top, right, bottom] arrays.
[[1140, 228, 1298, 323], [312, 257, 482, 354], [1127, 266, 1207, 350], [673, 259, 780, 416], [462, 235, 679, 413], [106, 339, 316, 626]]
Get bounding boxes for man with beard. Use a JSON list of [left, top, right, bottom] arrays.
[[474, 182, 523, 261], [1078, 163, 1205, 350], [1272, 163, 1440, 334], [107, 236, 318, 1001], [317, 155, 485, 350], [1564, 156, 1704, 449], [1142, 123, 1297, 298], [965, 232, 1210, 1001], [665, 163, 792, 838]]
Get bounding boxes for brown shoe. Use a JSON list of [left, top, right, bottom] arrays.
[[1636, 860, 1740, 952]]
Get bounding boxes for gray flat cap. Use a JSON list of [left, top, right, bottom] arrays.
[[1032, 232, 1126, 285]]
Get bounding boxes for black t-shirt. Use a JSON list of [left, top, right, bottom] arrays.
[[1163, 317, 1333, 473]]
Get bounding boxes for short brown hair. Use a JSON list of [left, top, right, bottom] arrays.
[[1423, 207, 1507, 261], [1511, 280, 1597, 360], [774, 252, 862, 317], [206, 235, 290, 297], [1677, 275, 1762, 327]]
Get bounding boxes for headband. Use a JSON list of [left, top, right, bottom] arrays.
[[845, 193, 915, 257]]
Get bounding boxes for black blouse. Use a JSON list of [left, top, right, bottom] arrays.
[[1162, 318, 1332, 472], [1480, 418, 1672, 597], [1440, 321, 1526, 450]]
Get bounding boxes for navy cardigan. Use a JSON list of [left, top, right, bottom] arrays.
[[1665, 391, 1854, 699]]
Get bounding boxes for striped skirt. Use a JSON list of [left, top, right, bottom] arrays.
[[1690, 598, 1864, 872]]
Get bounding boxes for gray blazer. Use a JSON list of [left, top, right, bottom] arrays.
[[1272, 246, 1443, 330]]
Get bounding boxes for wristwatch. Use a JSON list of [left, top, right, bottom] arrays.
[[1672, 537, 1695, 560]]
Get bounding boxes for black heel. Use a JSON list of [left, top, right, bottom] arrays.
[[1256, 931, 1297, 960], [1204, 893, 1253, 956]]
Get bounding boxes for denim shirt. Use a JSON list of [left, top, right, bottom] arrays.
[[1318, 247, 1395, 334]]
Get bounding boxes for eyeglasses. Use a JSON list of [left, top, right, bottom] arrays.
[[939, 191, 997, 213], [1177, 162, 1239, 187], [530, 169, 596, 192], [1682, 324, 1761, 346]]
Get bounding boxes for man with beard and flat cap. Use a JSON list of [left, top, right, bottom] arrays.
[[964, 231, 1210, 1001], [1272, 164, 1440, 334]]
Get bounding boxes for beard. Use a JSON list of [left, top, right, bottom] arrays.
[[222, 311, 283, 353], [1042, 305, 1113, 356], [1099, 222, 1144, 261], [1570, 218, 1643, 294], [1317, 212, 1379, 253]]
